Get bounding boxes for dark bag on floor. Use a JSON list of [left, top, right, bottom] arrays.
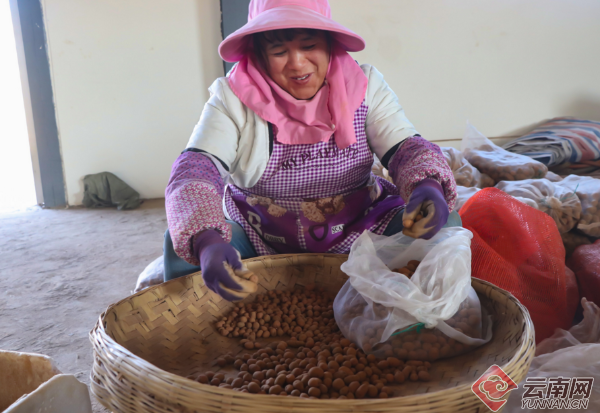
[[82, 172, 142, 210]]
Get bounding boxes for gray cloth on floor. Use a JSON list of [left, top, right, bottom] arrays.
[[82, 172, 142, 210]]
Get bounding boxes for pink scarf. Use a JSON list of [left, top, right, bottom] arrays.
[[228, 43, 368, 149]]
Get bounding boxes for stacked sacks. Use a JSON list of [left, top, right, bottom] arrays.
[[495, 178, 582, 233], [544, 171, 563, 182], [459, 188, 578, 342], [454, 185, 538, 213], [461, 123, 548, 183]]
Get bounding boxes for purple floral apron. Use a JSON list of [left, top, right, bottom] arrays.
[[224, 102, 405, 256]]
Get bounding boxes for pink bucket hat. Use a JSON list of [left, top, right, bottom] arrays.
[[219, 0, 366, 63]]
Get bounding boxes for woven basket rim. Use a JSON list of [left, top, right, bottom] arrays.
[[90, 253, 535, 406]]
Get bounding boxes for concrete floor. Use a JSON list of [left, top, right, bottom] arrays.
[[0, 199, 167, 412]]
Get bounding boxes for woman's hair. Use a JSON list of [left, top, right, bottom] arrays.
[[252, 28, 329, 65]]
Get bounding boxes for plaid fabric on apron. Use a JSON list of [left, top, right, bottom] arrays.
[[224, 102, 405, 255]]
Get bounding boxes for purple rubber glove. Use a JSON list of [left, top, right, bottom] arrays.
[[194, 229, 258, 301], [402, 179, 449, 239]]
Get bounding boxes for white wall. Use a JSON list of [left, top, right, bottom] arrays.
[[41, 0, 223, 205], [332, 0, 600, 146], [41, 0, 600, 205]]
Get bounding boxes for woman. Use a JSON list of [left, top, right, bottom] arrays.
[[164, 0, 459, 301]]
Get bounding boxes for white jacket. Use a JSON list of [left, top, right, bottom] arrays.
[[186, 64, 418, 189]]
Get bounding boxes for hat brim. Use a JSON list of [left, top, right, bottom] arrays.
[[219, 5, 365, 63]]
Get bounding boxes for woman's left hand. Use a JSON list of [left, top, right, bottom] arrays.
[[402, 179, 449, 239]]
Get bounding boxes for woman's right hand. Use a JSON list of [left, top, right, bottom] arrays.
[[194, 230, 258, 301], [402, 179, 449, 240]]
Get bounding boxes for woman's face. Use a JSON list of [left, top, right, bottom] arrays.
[[262, 31, 330, 100]]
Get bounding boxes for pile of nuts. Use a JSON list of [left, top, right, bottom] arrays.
[[195, 279, 485, 398], [215, 288, 337, 349], [454, 167, 495, 189], [191, 338, 432, 399], [192, 289, 435, 399], [442, 147, 494, 188], [557, 175, 600, 238], [402, 215, 425, 238], [337, 292, 481, 359], [535, 194, 581, 234], [392, 260, 421, 278]]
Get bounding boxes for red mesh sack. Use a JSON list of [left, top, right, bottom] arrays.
[[459, 188, 578, 343], [567, 240, 600, 307]]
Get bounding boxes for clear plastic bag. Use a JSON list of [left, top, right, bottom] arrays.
[[134, 256, 164, 293], [454, 186, 480, 212], [336, 227, 492, 360], [544, 171, 563, 182], [495, 178, 582, 233], [537, 298, 600, 356], [512, 196, 539, 209], [461, 122, 548, 183], [503, 299, 600, 413], [441, 147, 495, 188], [556, 175, 600, 237]]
